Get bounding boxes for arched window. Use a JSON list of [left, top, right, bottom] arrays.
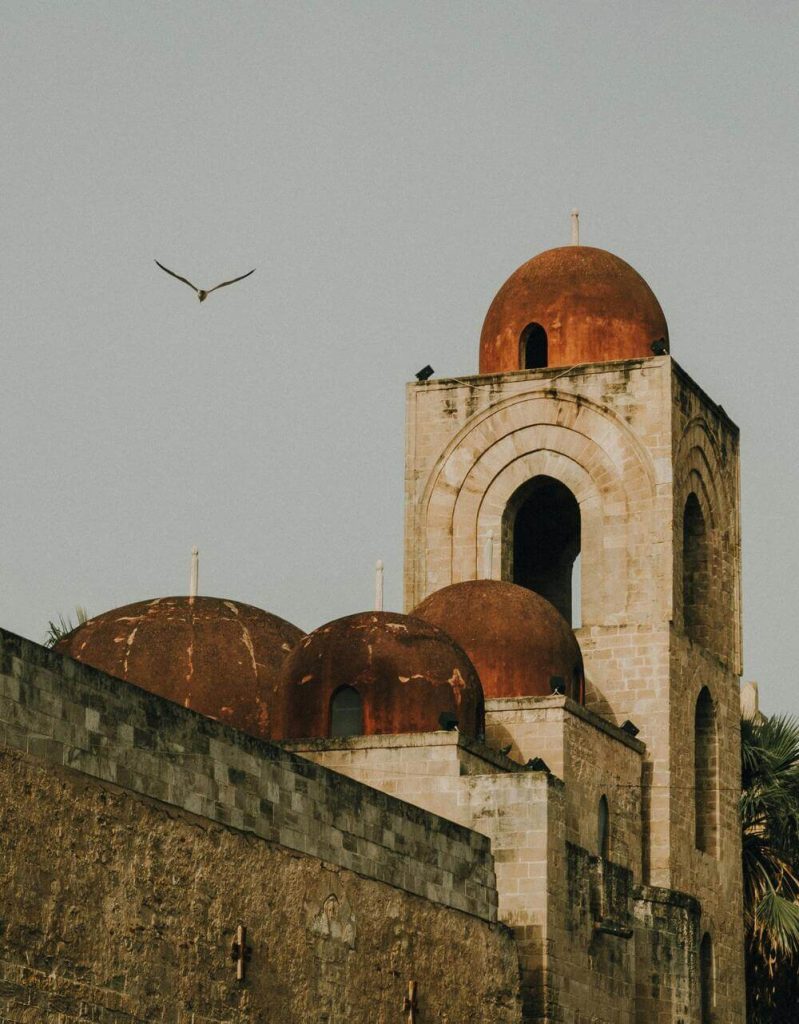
[[683, 492, 710, 645], [700, 932, 715, 1022], [503, 476, 581, 623], [330, 686, 363, 738], [520, 323, 548, 369], [598, 795, 610, 859], [695, 688, 719, 855]]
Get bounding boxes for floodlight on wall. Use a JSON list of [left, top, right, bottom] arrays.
[[438, 711, 458, 731], [526, 756, 550, 773], [415, 365, 434, 381], [620, 719, 640, 738], [550, 675, 566, 695], [650, 338, 669, 356]]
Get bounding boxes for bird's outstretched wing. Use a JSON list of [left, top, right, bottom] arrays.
[[154, 260, 199, 293], [206, 268, 257, 295]]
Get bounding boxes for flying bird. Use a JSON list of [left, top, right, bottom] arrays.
[[154, 260, 256, 302]]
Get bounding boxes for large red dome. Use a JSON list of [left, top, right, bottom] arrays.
[[55, 596, 303, 740], [413, 580, 584, 703], [480, 245, 668, 373], [272, 611, 485, 740]]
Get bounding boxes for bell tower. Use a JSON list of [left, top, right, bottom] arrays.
[[403, 233, 744, 1020]]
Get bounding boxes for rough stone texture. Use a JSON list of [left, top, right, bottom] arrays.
[[0, 628, 498, 924], [633, 886, 701, 1024], [484, 696, 644, 878], [0, 745, 523, 1024]]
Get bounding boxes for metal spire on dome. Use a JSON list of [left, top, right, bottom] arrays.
[[190, 546, 199, 600], [375, 559, 384, 611], [571, 208, 580, 245]]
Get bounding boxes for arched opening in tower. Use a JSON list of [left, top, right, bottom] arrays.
[[503, 475, 581, 624], [694, 687, 719, 856], [683, 492, 711, 645], [520, 323, 548, 369]]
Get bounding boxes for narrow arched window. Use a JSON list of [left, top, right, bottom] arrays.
[[330, 686, 363, 738], [503, 475, 580, 623], [598, 795, 610, 859], [520, 323, 548, 369], [700, 932, 715, 1022], [695, 688, 719, 855], [683, 492, 710, 645]]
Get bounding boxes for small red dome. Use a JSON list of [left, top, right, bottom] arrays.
[[272, 611, 484, 740], [413, 580, 584, 702], [54, 596, 303, 740], [480, 245, 668, 373]]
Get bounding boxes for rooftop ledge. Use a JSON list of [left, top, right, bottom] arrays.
[[485, 694, 647, 754]]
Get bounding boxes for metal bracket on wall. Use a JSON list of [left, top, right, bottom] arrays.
[[403, 979, 419, 1022], [231, 924, 252, 981]]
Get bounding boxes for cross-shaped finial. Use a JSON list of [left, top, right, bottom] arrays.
[[403, 980, 419, 1022], [230, 924, 252, 981]]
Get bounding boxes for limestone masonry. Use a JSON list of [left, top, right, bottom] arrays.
[[1, 239, 745, 1022]]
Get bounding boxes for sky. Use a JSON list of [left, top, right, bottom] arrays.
[[1, 2, 797, 716]]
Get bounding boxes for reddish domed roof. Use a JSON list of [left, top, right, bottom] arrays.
[[54, 596, 303, 740], [272, 611, 485, 740], [412, 580, 584, 702], [479, 245, 668, 373]]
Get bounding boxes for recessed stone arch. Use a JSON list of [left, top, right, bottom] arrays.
[[674, 416, 740, 669], [415, 390, 658, 623]]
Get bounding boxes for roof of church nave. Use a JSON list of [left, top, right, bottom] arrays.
[[271, 610, 485, 741], [479, 244, 668, 373], [413, 580, 585, 704], [54, 596, 303, 741]]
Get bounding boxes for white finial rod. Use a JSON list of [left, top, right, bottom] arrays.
[[190, 546, 199, 599], [483, 530, 494, 580], [375, 559, 384, 611], [571, 208, 580, 245]]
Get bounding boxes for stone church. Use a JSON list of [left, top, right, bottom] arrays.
[[0, 230, 745, 1022]]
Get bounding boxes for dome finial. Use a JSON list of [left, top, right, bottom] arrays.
[[375, 559, 384, 611], [570, 208, 580, 245], [190, 545, 199, 600]]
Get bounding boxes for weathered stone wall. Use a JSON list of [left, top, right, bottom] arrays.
[[633, 886, 701, 1024], [0, 745, 523, 1024], [484, 696, 644, 876], [0, 628, 529, 1020], [283, 731, 521, 829], [0, 629, 498, 923]]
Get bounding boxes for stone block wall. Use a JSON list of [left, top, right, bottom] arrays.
[[0, 628, 497, 923], [484, 696, 644, 876], [0, 629, 530, 1021], [0, 745, 523, 1023], [283, 730, 520, 830]]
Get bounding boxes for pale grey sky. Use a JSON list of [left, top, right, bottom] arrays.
[[2, 2, 797, 715]]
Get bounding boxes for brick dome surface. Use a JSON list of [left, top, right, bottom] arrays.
[[272, 611, 485, 740], [479, 245, 668, 373], [55, 596, 303, 740], [413, 580, 584, 703]]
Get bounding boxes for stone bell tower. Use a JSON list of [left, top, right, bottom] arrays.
[[403, 232, 745, 1021]]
